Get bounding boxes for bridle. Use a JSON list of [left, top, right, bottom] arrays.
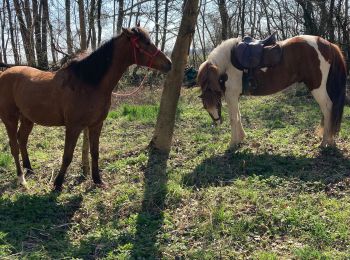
[[130, 36, 160, 68], [112, 35, 161, 98]]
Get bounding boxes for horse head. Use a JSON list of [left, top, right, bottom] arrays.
[[197, 61, 228, 125], [122, 26, 172, 73]]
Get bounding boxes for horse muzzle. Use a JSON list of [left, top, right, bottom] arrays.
[[162, 58, 172, 73], [211, 115, 223, 126]]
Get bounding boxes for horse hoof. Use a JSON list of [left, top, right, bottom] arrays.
[[17, 175, 27, 186], [320, 140, 336, 148], [53, 185, 63, 192], [26, 169, 35, 176], [94, 182, 109, 190]]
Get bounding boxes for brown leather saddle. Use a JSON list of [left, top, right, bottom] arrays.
[[231, 32, 282, 94]]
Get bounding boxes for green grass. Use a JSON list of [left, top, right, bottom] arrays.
[[1, 87, 350, 259]]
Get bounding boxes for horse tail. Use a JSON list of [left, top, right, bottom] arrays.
[[326, 43, 347, 135]]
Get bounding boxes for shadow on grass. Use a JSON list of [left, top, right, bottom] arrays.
[[0, 193, 82, 258], [183, 146, 350, 188], [131, 146, 169, 258]]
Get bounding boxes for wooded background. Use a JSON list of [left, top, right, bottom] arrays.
[[0, 0, 349, 72]]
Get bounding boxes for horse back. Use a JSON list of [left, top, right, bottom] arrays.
[[0, 66, 66, 126], [249, 35, 334, 95]]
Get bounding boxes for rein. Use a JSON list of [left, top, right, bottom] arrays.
[[113, 36, 160, 97], [112, 72, 149, 97]]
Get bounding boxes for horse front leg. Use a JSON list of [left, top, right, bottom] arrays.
[[17, 116, 34, 175], [88, 122, 105, 186], [54, 126, 83, 191], [225, 94, 245, 147]]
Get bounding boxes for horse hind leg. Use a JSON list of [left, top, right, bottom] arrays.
[[17, 116, 34, 175], [3, 115, 26, 185], [311, 87, 334, 147], [53, 126, 83, 191]]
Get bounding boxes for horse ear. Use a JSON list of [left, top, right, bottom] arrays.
[[136, 20, 141, 27], [122, 27, 133, 38], [197, 62, 209, 90]]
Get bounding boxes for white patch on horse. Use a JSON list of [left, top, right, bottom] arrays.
[[18, 175, 27, 186], [205, 38, 245, 145], [260, 67, 268, 72], [303, 35, 333, 144], [302, 36, 332, 110]]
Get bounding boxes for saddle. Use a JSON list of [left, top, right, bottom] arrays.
[[231, 32, 282, 94]]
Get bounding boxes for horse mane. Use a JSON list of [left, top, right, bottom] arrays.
[[67, 37, 117, 86], [207, 38, 240, 73]]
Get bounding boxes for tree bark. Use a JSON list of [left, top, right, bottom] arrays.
[[33, 0, 43, 68], [0, 2, 7, 64], [240, 0, 246, 36], [97, 0, 102, 45], [160, 0, 169, 51], [155, 0, 160, 46], [41, 0, 50, 68], [78, 0, 90, 175], [151, 0, 200, 152], [87, 0, 96, 49], [116, 0, 124, 34], [66, 0, 73, 54], [295, 0, 318, 35], [5, 0, 19, 64], [218, 0, 229, 40], [78, 0, 87, 50], [13, 0, 36, 66]]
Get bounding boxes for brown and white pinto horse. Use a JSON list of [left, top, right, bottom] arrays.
[[0, 26, 172, 191], [198, 35, 347, 148]]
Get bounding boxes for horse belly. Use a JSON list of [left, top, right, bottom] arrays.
[[15, 89, 64, 126], [19, 104, 64, 126]]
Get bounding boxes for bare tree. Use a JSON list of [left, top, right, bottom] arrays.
[[13, 0, 36, 66], [151, 0, 200, 152], [5, 0, 19, 64], [78, 0, 90, 176], [66, 0, 73, 54], [218, 0, 229, 40]]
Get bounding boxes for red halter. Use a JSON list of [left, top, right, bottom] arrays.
[[130, 36, 160, 68]]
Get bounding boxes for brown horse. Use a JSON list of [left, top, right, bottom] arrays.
[[198, 35, 347, 148], [0, 26, 172, 191]]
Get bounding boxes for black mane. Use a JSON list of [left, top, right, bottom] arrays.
[[68, 38, 115, 86]]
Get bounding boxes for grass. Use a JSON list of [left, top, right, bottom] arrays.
[[0, 86, 350, 259]]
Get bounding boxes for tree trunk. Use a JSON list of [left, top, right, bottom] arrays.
[[78, 0, 87, 50], [41, 0, 49, 69], [13, 0, 36, 66], [240, 0, 246, 36], [78, 0, 90, 175], [160, 0, 169, 51], [150, 0, 200, 152], [295, 0, 318, 35], [97, 0, 102, 45], [218, 0, 229, 40], [0, 2, 7, 64], [116, 0, 124, 34], [33, 0, 43, 68], [66, 0, 73, 54], [87, 0, 96, 49], [155, 0, 160, 46], [5, 0, 19, 64]]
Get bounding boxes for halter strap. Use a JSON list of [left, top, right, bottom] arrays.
[[130, 36, 160, 68]]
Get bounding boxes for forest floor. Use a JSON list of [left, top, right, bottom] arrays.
[[1, 86, 350, 259]]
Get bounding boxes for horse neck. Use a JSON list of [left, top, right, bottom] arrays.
[[100, 36, 133, 95], [209, 38, 239, 73]]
